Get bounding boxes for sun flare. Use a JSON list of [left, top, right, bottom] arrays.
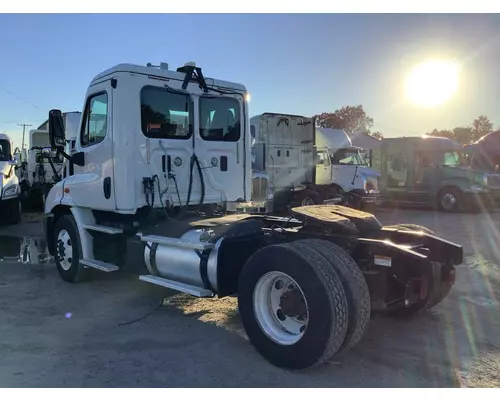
[[404, 59, 459, 108]]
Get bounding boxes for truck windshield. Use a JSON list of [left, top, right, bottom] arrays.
[[199, 96, 241, 142], [331, 148, 365, 165], [0, 139, 11, 161]]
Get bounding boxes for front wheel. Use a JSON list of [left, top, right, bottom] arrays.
[[53, 214, 87, 283], [437, 187, 463, 212], [238, 242, 349, 370]]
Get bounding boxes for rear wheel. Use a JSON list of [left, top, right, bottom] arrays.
[[53, 214, 87, 283], [299, 239, 371, 352], [238, 242, 348, 370], [296, 190, 322, 207]]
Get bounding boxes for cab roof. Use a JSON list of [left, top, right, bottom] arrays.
[[90, 63, 247, 92], [382, 135, 462, 152], [0, 133, 11, 141]]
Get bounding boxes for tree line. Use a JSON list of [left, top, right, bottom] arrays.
[[314, 105, 497, 145], [425, 115, 496, 145]]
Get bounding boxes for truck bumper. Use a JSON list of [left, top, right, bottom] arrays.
[[226, 200, 269, 214], [463, 190, 500, 210], [347, 190, 383, 209], [0, 197, 20, 215]]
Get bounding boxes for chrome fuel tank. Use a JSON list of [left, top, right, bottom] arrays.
[[143, 228, 222, 292]]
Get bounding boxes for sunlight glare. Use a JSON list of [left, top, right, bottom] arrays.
[[404, 59, 459, 108]]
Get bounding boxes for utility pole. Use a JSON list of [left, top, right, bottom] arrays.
[[18, 123, 32, 149]]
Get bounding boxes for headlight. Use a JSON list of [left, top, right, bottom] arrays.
[[482, 174, 488, 186], [363, 177, 379, 194], [2, 184, 19, 198], [470, 185, 488, 193]]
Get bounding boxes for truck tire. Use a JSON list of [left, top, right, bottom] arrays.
[[436, 186, 463, 212], [53, 214, 87, 283], [7, 199, 21, 225], [297, 239, 371, 352], [296, 190, 322, 206], [384, 224, 453, 317], [237, 242, 348, 370]]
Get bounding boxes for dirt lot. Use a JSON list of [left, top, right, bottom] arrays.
[[1, 208, 500, 387]]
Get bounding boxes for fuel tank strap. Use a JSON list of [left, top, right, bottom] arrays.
[[149, 242, 160, 276], [196, 248, 213, 291]]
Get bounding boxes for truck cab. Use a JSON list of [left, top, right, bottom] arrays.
[[315, 128, 381, 208], [379, 135, 500, 211], [0, 132, 21, 224]]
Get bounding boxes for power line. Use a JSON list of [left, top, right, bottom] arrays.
[[1, 87, 45, 111]]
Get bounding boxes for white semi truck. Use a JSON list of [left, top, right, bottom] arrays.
[[230, 113, 381, 214], [0, 132, 21, 224], [43, 61, 463, 370], [16, 112, 82, 210]]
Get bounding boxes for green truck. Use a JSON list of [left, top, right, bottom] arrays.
[[373, 136, 500, 212]]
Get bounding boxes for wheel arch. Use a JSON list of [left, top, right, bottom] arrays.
[[45, 205, 72, 256]]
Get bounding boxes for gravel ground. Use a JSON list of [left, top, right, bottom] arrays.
[[0, 208, 499, 388]]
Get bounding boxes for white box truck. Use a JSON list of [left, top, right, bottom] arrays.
[[229, 113, 381, 214], [16, 112, 81, 209]]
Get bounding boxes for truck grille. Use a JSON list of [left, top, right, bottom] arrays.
[[486, 174, 500, 187], [251, 176, 268, 202]]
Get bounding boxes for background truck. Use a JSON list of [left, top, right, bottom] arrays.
[[43, 61, 463, 371], [375, 135, 500, 212], [230, 113, 381, 214], [0, 132, 21, 224], [16, 112, 81, 210]]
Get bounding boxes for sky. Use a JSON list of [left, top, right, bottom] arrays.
[[1, 13, 500, 149]]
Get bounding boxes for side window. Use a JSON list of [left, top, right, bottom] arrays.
[[80, 92, 108, 147], [250, 125, 256, 139], [387, 154, 408, 186], [389, 154, 406, 172], [317, 151, 330, 166], [141, 86, 192, 139], [199, 97, 241, 142]]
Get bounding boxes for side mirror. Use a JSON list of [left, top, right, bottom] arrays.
[[48, 109, 66, 149]]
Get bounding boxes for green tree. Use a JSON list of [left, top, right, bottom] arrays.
[[370, 131, 383, 140], [315, 105, 374, 134], [472, 115, 493, 141], [453, 127, 474, 145]]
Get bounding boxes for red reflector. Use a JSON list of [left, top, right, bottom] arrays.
[[447, 268, 456, 284]]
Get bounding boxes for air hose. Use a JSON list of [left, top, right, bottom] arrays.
[[184, 153, 205, 211]]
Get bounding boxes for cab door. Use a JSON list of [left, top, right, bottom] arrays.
[[67, 83, 115, 211], [385, 152, 409, 202], [315, 149, 331, 185], [192, 95, 246, 203]]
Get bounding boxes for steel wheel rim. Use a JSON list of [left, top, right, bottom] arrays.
[[253, 271, 309, 345], [441, 193, 456, 210], [56, 229, 73, 271]]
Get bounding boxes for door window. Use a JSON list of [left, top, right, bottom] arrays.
[[80, 92, 108, 147], [317, 150, 330, 166], [141, 86, 192, 139], [387, 154, 408, 186], [199, 97, 241, 142]]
